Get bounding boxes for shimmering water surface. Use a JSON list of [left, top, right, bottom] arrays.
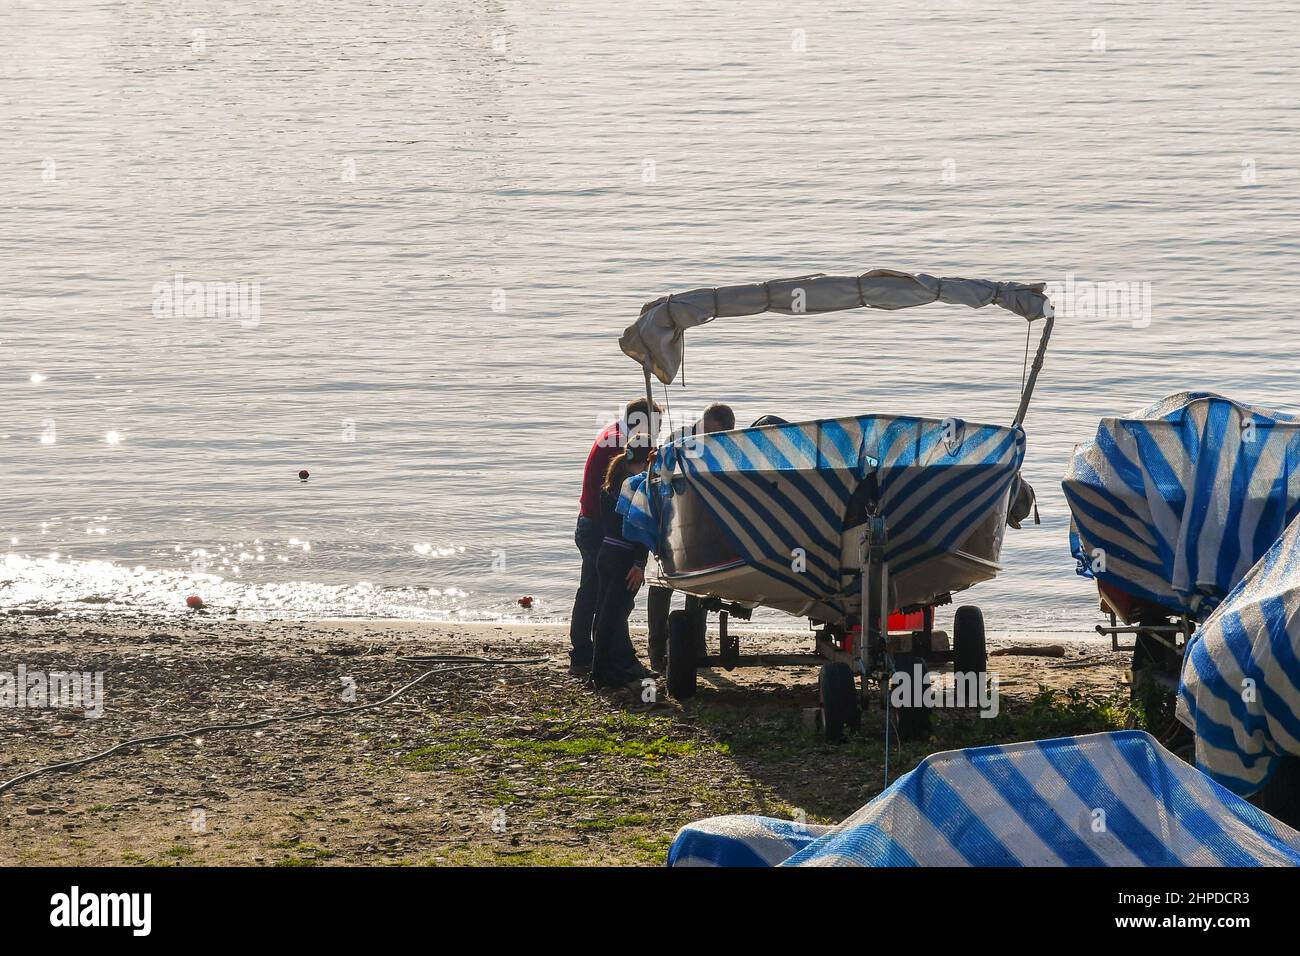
[[3, 1, 1299, 628]]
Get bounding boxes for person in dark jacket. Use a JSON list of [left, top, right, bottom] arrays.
[[591, 439, 656, 688], [569, 397, 659, 675]]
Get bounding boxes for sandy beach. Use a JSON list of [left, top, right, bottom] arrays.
[[0, 615, 1129, 866]]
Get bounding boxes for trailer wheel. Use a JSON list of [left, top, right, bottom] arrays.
[[952, 605, 987, 675], [666, 610, 699, 700], [819, 662, 860, 743], [890, 653, 931, 742]]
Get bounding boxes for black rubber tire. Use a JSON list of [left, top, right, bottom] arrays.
[[952, 605, 987, 675], [891, 652, 931, 742], [819, 662, 860, 743], [666, 610, 699, 700]]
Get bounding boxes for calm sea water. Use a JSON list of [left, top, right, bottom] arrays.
[[3, 1, 1299, 629]]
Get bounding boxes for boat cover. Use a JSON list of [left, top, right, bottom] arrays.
[[619, 414, 1024, 615], [1063, 392, 1300, 621], [621, 269, 1052, 385], [1179, 512, 1300, 797], [667, 731, 1300, 866]]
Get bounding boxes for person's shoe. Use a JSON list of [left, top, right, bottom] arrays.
[[649, 656, 667, 674], [568, 661, 592, 678]]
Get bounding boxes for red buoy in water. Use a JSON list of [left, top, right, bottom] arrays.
[[298, 470, 310, 481], [518, 595, 533, 609], [186, 595, 205, 610]]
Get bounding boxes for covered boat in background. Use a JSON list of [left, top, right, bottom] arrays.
[[1062, 392, 1300, 711], [1064, 391, 1300, 623], [619, 268, 1054, 740]]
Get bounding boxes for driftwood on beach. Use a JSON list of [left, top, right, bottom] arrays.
[[989, 644, 1067, 658]]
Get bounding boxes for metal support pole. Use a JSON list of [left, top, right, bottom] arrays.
[[1013, 314, 1054, 428], [642, 364, 658, 446], [857, 514, 889, 677]]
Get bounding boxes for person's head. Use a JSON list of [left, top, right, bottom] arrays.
[[603, 437, 653, 491], [699, 403, 735, 434], [623, 397, 662, 440]]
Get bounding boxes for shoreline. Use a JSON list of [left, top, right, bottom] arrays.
[[1, 614, 1129, 866], [5, 608, 1106, 642]]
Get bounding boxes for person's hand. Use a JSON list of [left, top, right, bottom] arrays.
[[626, 564, 645, 593]]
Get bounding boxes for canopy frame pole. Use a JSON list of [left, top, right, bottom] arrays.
[[643, 364, 658, 447], [1012, 313, 1055, 428]]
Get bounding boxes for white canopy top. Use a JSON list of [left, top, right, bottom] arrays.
[[620, 268, 1053, 385]]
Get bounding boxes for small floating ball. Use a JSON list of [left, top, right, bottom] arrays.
[[298, 470, 310, 481], [186, 595, 205, 610], [517, 595, 534, 609]]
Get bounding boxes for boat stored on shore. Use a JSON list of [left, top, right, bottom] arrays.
[[620, 268, 1054, 740]]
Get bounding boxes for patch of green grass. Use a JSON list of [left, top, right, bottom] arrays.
[[694, 703, 809, 759], [400, 722, 714, 773], [399, 732, 482, 770], [164, 845, 195, 859], [624, 833, 673, 865], [576, 813, 651, 832], [546, 785, 595, 799], [940, 686, 1131, 749], [504, 734, 700, 763], [430, 844, 606, 867], [271, 838, 335, 866]]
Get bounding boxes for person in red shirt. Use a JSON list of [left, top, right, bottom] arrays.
[[570, 397, 660, 673]]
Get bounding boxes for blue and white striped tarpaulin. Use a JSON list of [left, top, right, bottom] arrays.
[[668, 731, 1300, 866], [622, 414, 1024, 615], [1063, 392, 1300, 621], [1179, 512, 1300, 797], [666, 816, 832, 867]]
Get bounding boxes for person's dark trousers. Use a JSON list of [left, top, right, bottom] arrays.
[[646, 585, 672, 670], [592, 544, 644, 685], [569, 516, 603, 669]]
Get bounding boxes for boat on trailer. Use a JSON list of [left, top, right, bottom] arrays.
[[1062, 391, 1300, 738], [619, 268, 1055, 740]]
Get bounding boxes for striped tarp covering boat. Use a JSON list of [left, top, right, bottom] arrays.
[[621, 413, 1025, 616], [1063, 392, 1300, 621], [666, 816, 831, 867], [1179, 513, 1300, 796], [667, 731, 1300, 866]]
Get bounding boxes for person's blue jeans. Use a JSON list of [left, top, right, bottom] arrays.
[[569, 516, 603, 667]]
